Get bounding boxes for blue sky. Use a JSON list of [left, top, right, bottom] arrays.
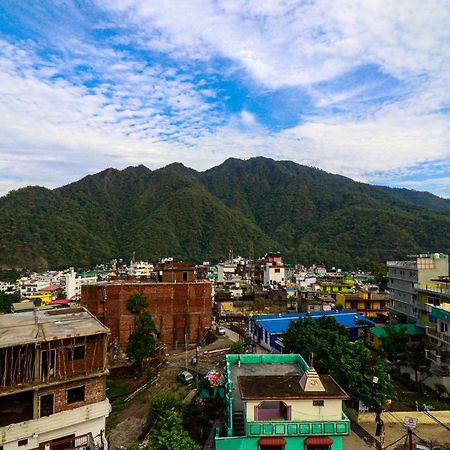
[[0, 0, 449, 197]]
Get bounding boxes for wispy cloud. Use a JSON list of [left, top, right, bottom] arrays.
[[0, 0, 449, 196]]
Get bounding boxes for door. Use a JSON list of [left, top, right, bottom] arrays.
[[41, 349, 56, 380]]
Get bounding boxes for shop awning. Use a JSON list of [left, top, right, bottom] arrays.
[[258, 437, 287, 446], [304, 436, 333, 446]]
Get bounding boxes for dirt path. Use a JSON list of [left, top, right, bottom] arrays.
[[108, 334, 233, 449]]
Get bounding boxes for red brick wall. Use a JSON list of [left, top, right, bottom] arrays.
[[38, 376, 106, 414], [82, 282, 212, 347]]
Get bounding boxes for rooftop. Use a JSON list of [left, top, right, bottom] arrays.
[[239, 374, 348, 400], [0, 307, 109, 348], [253, 310, 375, 335], [369, 324, 425, 338]]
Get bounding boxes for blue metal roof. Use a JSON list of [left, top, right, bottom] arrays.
[[252, 310, 375, 335]]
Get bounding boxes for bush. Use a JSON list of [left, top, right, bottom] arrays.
[[434, 383, 449, 396], [230, 341, 245, 354], [147, 393, 182, 427]]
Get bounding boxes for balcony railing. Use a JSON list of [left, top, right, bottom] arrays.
[[245, 413, 350, 437], [32, 433, 95, 450], [426, 327, 450, 344]]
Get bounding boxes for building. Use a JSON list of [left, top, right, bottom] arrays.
[[263, 253, 285, 286], [387, 253, 449, 327], [367, 324, 424, 351], [0, 307, 110, 450], [335, 289, 389, 322], [318, 273, 355, 298], [82, 262, 212, 349], [425, 302, 450, 391], [62, 269, 100, 300], [249, 311, 375, 352], [215, 353, 350, 450]]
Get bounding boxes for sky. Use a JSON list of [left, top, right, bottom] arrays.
[[0, 1, 449, 197]]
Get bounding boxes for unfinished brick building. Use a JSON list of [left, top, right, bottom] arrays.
[[82, 263, 212, 349], [0, 307, 110, 450]]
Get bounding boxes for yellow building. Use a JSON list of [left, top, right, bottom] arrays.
[[335, 289, 389, 321], [319, 275, 355, 297]]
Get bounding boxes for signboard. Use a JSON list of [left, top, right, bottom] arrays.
[[403, 416, 417, 429]]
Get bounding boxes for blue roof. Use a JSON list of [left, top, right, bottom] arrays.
[[252, 310, 375, 335]]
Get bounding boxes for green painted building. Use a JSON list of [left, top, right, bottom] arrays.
[[215, 354, 350, 450]]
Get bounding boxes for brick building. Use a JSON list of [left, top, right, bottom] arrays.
[[82, 263, 212, 349], [0, 307, 110, 450]]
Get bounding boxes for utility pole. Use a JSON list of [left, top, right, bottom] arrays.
[[408, 427, 413, 450]]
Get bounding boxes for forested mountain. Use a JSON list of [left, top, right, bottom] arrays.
[[1, 157, 449, 269]]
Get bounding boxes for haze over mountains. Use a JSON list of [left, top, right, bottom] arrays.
[[1, 157, 450, 270]]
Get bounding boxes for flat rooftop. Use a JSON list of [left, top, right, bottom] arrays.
[[0, 307, 109, 348], [239, 374, 348, 399]]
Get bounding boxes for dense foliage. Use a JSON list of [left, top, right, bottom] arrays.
[[283, 316, 395, 411], [1, 157, 450, 269], [0, 292, 20, 313], [151, 410, 201, 450]]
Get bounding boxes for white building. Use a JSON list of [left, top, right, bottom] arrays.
[[263, 253, 285, 286]]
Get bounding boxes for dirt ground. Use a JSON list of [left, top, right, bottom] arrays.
[[108, 333, 234, 449]]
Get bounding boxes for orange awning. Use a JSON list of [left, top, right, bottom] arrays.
[[258, 437, 287, 446], [305, 436, 333, 445]]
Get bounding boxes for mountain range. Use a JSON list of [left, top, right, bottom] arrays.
[[1, 157, 450, 269]]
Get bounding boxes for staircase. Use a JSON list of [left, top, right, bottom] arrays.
[[232, 411, 245, 436]]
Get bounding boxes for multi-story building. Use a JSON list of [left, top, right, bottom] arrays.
[[387, 253, 449, 327], [0, 307, 110, 450], [335, 289, 389, 323], [215, 354, 350, 450], [61, 269, 100, 300], [263, 253, 285, 286], [425, 302, 450, 391], [82, 262, 212, 350], [318, 273, 355, 298]]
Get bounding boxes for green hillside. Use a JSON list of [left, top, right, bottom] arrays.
[[1, 157, 449, 269]]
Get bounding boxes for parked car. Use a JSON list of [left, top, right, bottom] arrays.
[[217, 326, 226, 335], [178, 370, 194, 384]]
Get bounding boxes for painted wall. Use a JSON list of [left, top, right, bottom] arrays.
[[246, 399, 343, 422], [215, 435, 344, 450]]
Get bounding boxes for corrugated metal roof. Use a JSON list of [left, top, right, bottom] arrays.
[[253, 310, 375, 335]]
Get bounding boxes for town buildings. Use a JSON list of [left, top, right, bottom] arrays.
[[335, 289, 389, 322], [387, 253, 449, 327], [82, 262, 212, 350], [0, 307, 110, 450], [215, 353, 350, 450]]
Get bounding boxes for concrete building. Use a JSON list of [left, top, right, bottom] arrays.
[[263, 253, 285, 286], [82, 262, 212, 349], [425, 302, 450, 391], [215, 354, 350, 450], [0, 307, 110, 450], [335, 289, 389, 323], [61, 269, 99, 300], [387, 253, 449, 327]]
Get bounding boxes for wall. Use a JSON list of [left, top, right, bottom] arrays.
[[215, 435, 344, 450], [245, 399, 343, 422], [82, 281, 212, 347], [0, 399, 110, 450]]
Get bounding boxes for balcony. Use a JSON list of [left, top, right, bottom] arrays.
[[245, 413, 350, 437], [426, 327, 450, 345], [32, 433, 95, 450]]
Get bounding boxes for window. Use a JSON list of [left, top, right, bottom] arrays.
[[41, 349, 56, 380], [18, 440, 28, 447], [183, 271, 188, 281], [68, 345, 85, 361], [274, 268, 280, 273], [67, 385, 85, 404], [40, 393, 55, 417], [313, 400, 324, 406]]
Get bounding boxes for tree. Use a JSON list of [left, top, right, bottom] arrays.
[[127, 293, 148, 314], [402, 342, 430, 385], [230, 341, 245, 354], [372, 262, 388, 292], [283, 316, 395, 411], [0, 292, 20, 313], [151, 411, 200, 450], [380, 325, 409, 363], [126, 312, 157, 368], [147, 393, 182, 427]]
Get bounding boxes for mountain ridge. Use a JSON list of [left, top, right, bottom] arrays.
[[1, 157, 449, 269]]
